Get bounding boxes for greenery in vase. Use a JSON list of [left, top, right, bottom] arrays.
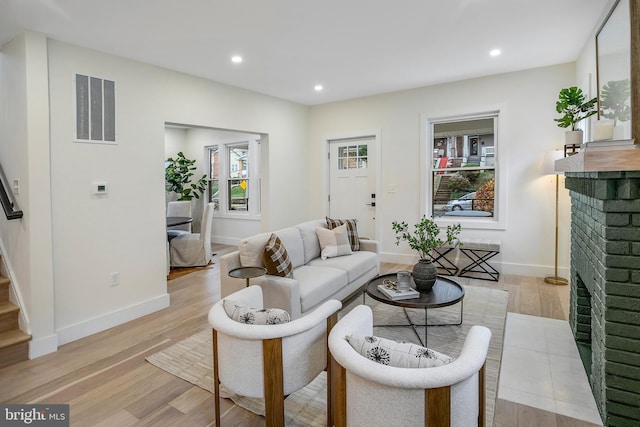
[[392, 216, 461, 260], [165, 152, 207, 201], [600, 79, 631, 125], [554, 86, 598, 131]]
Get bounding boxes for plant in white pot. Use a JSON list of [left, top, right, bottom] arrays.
[[554, 86, 598, 146], [392, 216, 461, 292]]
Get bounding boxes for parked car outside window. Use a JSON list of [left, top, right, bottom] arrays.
[[445, 192, 476, 211]]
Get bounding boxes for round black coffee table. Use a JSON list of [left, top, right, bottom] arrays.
[[364, 272, 465, 346]]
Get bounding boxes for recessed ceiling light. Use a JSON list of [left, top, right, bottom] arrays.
[[314, 84, 323, 92], [489, 49, 501, 57], [231, 55, 243, 63]]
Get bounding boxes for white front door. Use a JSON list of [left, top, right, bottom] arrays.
[[328, 136, 376, 239]]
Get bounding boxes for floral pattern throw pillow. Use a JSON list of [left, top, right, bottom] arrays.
[[223, 299, 290, 325], [346, 334, 454, 368]]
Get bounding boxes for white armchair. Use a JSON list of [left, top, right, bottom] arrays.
[[208, 285, 342, 427], [328, 305, 491, 427], [170, 202, 214, 267]]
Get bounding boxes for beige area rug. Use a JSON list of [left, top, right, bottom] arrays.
[[146, 284, 508, 426]]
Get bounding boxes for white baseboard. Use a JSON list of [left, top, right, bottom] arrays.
[[380, 252, 569, 279], [29, 333, 58, 359], [55, 293, 170, 347]]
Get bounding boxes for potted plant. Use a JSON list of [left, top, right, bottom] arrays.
[[165, 152, 207, 201], [392, 216, 461, 292], [554, 86, 598, 146]]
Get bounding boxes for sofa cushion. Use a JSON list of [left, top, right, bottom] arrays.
[[223, 299, 290, 324], [346, 334, 454, 368], [316, 224, 353, 260], [238, 232, 271, 267], [326, 217, 360, 251], [307, 250, 378, 283], [294, 265, 348, 313], [273, 227, 305, 269], [296, 219, 327, 264], [262, 233, 293, 277]]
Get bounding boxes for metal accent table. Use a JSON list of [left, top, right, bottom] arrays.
[[228, 266, 267, 287], [364, 272, 465, 346]]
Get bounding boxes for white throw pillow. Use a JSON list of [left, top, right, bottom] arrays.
[[223, 299, 291, 325], [315, 224, 353, 260], [346, 334, 454, 368]]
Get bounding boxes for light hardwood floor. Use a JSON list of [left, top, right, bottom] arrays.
[[0, 245, 600, 426]]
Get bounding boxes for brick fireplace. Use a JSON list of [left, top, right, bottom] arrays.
[[564, 170, 640, 426]]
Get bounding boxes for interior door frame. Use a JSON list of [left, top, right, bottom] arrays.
[[325, 129, 381, 240]]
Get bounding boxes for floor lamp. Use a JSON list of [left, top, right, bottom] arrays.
[[542, 150, 568, 286]]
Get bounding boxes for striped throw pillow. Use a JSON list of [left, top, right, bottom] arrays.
[[262, 233, 293, 277], [326, 217, 360, 251]]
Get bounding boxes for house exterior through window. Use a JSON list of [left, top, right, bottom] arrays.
[[430, 115, 497, 219]]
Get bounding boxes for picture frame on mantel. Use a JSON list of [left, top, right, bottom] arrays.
[[595, 0, 639, 142]]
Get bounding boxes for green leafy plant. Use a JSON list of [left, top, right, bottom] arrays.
[[554, 86, 598, 131], [600, 79, 631, 125], [392, 216, 461, 260], [165, 152, 207, 201]]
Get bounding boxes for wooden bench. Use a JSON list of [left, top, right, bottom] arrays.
[[458, 239, 501, 282]]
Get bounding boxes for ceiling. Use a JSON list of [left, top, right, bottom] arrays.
[[0, 0, 612, 106]]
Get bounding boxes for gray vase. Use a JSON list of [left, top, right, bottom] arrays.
[[412, 259, 437, 292]]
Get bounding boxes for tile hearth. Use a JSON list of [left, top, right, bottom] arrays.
[[498, 313, 603, 425]]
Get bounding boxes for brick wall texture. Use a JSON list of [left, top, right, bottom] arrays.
[[565, 171, 640, 426]]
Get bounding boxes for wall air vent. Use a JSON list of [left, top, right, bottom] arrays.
[[74, 74, 116, 144]]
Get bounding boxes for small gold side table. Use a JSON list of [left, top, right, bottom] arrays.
[[228, 266, 267, 287]]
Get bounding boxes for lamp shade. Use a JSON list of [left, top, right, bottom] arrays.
[[542, 150, 564, 175]]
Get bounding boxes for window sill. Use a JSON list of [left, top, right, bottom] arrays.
[[434, 214, 505, 231]]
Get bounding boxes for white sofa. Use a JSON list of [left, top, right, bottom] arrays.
[[220, 219, 380, 319]]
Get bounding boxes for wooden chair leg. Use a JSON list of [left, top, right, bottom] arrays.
[[331, 359, 347, 427], [479, 362, 486, 427], [212, 329, 221, 427], [425, 386, 451, 427], [263, 337, 285, 427], [326, 313, 338, 427]]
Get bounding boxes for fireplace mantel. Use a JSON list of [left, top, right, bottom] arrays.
[[555, 142, 640, 173]]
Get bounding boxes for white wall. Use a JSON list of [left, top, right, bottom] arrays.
[[0, 32, 57, 357], [308, 64, 576, 276], [0, 37, 309, 348]]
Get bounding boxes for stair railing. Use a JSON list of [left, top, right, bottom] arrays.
[[0, 162, 23, 220]]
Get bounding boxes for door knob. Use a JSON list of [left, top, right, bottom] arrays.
[[366, 202, 376, 207]]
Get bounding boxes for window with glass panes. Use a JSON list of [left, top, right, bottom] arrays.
[[227, 144, 249, 211], [431, 115, 497, 218], [207, 140, 259, 215], [337, 144, 368, 169]]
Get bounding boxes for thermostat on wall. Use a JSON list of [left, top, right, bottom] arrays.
[[92, 182, 108, 195]]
